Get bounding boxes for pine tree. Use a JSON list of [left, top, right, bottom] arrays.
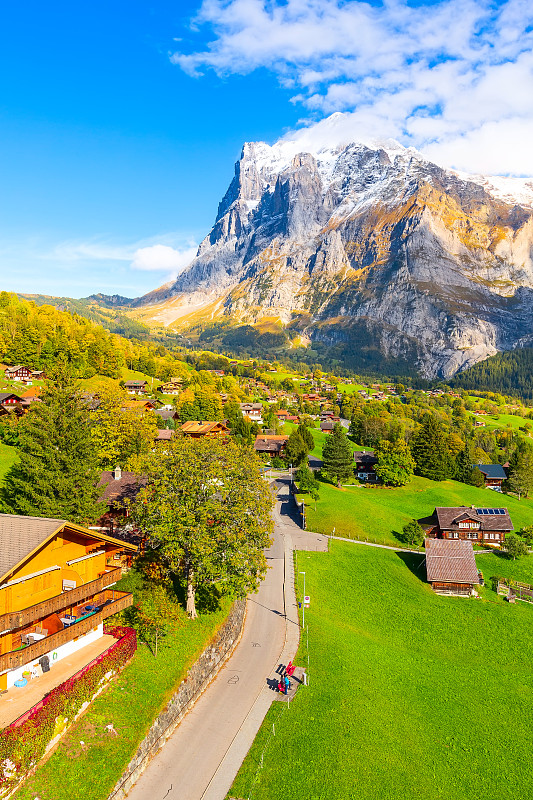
[[1, 364, 105, 524], [507, 442, 533, 500], [410, 413, 451, 481], [322, 423, 354, 486]]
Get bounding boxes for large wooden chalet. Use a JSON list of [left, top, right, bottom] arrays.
[[425, 538, 480, 596], [424, 506, 513, 545], [0, 515, 136, 691]]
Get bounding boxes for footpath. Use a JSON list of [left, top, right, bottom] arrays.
[[125, 480, 323, 800]]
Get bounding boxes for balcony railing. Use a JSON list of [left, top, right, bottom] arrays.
[[0, 568, 122, 633], [0, 590, 133, 673]]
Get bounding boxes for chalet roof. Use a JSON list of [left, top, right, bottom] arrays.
[[320, 421, 334, 430], [124, 380, 147, 387], [254, 435, 288, 453], [435, 506, 513, 531], [180, 421, 228, 434], [0, 514, 64, 580], [0, 513, 137, 584], [156, 429, 173, 440], [425, 538, 479, 585], [353, 451, 378, 466], [4, 365, 24, 372], [154, 408, 178, 421], [98, 471, 148, 505], [476, 464, 507, 479]]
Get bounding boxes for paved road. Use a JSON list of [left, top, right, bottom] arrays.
[[125, 485, 299, 800]]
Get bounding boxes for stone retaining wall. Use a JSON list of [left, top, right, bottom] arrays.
[[108, 599, 247, 800]]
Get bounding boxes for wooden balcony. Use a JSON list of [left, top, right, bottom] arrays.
[[0, 568, 122, 633], [0, 590, 133, 673]]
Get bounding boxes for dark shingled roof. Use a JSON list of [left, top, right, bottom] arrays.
[[0, 514, 65, 579], [476, 464, 507, 480], [425, 538, 480, 585], [98, 471, 147, 507], [435, 506, 513, 532]]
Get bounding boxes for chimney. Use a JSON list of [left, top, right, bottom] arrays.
[[114, 466, 122, 481]]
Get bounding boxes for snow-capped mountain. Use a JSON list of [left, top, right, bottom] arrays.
[[136, 118, 533, 378]]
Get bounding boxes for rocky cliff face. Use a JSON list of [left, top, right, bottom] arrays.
[[136, 131, 533, 378]]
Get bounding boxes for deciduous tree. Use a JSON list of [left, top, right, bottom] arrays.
[[374, 440, 415, 487], [133, 437, 273, 619]]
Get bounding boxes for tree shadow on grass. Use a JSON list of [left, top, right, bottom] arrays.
[[396, 551, 427, 583]]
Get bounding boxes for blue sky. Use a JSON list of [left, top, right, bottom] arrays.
[[0, 0, 532, 298]]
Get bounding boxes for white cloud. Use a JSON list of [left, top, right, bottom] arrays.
[[131, 243, 198, 275], [44, 236, 198, 279], [172, 0, 533, 175]]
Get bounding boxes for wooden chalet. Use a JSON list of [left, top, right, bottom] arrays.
[[425, 538, 480, 596], [353, 451, 379, 482], [124, 380, 148, 395], [158, 382, 182, 395], [476, 464, 507, 490], [0, 514, 136, 690], [4, 366, 32, 381], [121, 399, 156, 413], [254, 434, 289, 456], [180, 421, 229, 438], [240, 403, 263, 422], [97, 468, 147, 540], [0, 393, 23, 409], [424, 506, 513, 545], [154, 407, 179, 424]]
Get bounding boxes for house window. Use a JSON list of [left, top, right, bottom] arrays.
[[449, 531, 459, 539], [467, 531, 478, 539]]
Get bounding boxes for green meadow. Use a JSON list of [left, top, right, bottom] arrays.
[[230, 542, 533, 800], [301, 476, 533, 546]]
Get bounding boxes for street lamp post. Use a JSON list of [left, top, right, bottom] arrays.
[[299, 571, 306, 630]]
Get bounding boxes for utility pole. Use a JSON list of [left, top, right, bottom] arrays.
[[299, 571, 306, 630]]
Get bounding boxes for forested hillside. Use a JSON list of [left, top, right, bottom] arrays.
[[451, 348, 533, 399], [0, 292, 173, 379]]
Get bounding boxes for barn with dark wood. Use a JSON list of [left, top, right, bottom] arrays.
[[425, 538, 480, 596]]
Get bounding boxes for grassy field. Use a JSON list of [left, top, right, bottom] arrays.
[[230, 542, 533, 800], [469, 410, 532, 432], [15, 589, 233, 800], [284, 421, 361, 461], [0, 442, 18, 482], [301, 476, 533, 545]]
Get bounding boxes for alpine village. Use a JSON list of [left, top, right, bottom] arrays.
[[2, 4, 533, 800]]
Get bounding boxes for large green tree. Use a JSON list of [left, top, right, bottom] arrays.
[[283, 430, 309, 467], [374, 439, 415, 486], [410, 413, 451, 481], [507, 442, 533, 500], [133, 436, 273, 618], [1, 365, 105, 524], [322, 423, 354, 486]]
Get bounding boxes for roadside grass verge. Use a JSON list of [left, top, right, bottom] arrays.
[[14, 594, 233, 800], [229, 541, 533, 800], [301, 476, 533, 546]]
